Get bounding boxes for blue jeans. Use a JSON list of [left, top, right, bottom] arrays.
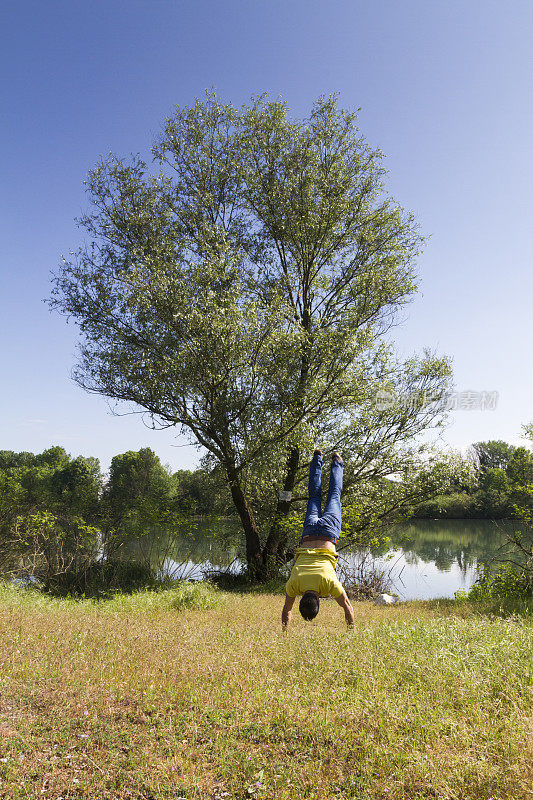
[[301, 452, 343, 544]]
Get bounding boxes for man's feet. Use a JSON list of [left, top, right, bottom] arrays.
[[331, 451, 343, 465]]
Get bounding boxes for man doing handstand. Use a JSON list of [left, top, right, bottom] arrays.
[[282, 450, 355, 631]]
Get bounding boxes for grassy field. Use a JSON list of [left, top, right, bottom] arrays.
[[0, 582, 531, 800]]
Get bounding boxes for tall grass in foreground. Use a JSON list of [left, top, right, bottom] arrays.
[[0, 583, 531, 800]]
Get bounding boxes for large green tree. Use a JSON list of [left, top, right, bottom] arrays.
[[171, 465, 231, 515], [0, 448, 102, 584], [51, 91, 455, 578], [471, 440, 518, 472], [101, 448, 175, 559]]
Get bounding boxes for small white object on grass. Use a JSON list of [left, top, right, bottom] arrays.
[[374, 593, 399, 606], [278, 490, 292, 501]]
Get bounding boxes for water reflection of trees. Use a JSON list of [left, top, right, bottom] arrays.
[[118, 518, 242, 575], [377, 519, 517, 575], [118, 517, 519, 580]]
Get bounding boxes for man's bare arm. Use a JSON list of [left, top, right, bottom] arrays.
[[282, 594, 296, 631], [335, 589, 355, 629]]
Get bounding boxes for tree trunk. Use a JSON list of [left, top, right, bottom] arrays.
[[260, 315, 312, 575], [225, 464, 263, 579], [228, 306, 311, 581], [262, 446, 300, 571]]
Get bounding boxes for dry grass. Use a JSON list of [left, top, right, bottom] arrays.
[[0, 583, 531, 799]]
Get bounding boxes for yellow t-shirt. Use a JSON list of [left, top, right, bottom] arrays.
[[285, 547, 344, 599]]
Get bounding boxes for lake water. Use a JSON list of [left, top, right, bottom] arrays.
[[125, 517, 518, 601]]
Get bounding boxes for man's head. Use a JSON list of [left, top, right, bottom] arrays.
[[299, 590, 319, 621]]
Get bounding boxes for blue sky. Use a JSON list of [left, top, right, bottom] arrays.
[[2, 0, 532, 474]]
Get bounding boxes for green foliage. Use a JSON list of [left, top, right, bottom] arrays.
[[506, 446, 533, 486], [0, 450, 37, 470], [467, 563, 532, 602], [363, 448, 478, 526], [523, 421, 533, 442], [0, 449, 103, 587], [471, 440, 517, 471], [101, 447, 178, 561], [413, 491, 477, 519], [104, 448, 172, 523], [467, 459, 533, 604], [476, 467, 511, 517], [0, 445, 233, 595], [412, 437, 533, 520], [0, 448, 102, 526], [205, 570, 287, 594], [171, 465, 231, 515], [6, 511, 100, 587], [50, 456, 101, 519]]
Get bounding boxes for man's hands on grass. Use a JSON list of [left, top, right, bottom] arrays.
[[335, 589, 355, 630], [281, 594, 295, 632]]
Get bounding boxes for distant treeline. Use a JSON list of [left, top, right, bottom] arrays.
[[1, 440, 532, 534], [0, 446, 232, 531], [412, 440, 533, 519]]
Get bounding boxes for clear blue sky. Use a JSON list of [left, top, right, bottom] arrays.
[[2, 0, 532, 474]]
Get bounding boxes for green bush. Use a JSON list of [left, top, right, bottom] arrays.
[[45, 558, 156, 598], [413, 492, 477, 518], [169, 580, 224, 611], [467, 563, 532, 602]]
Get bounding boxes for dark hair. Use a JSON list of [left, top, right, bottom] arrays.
[[299, 591, 319, 621]]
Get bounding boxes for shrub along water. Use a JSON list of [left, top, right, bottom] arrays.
[[465, 481, 533, 613]]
